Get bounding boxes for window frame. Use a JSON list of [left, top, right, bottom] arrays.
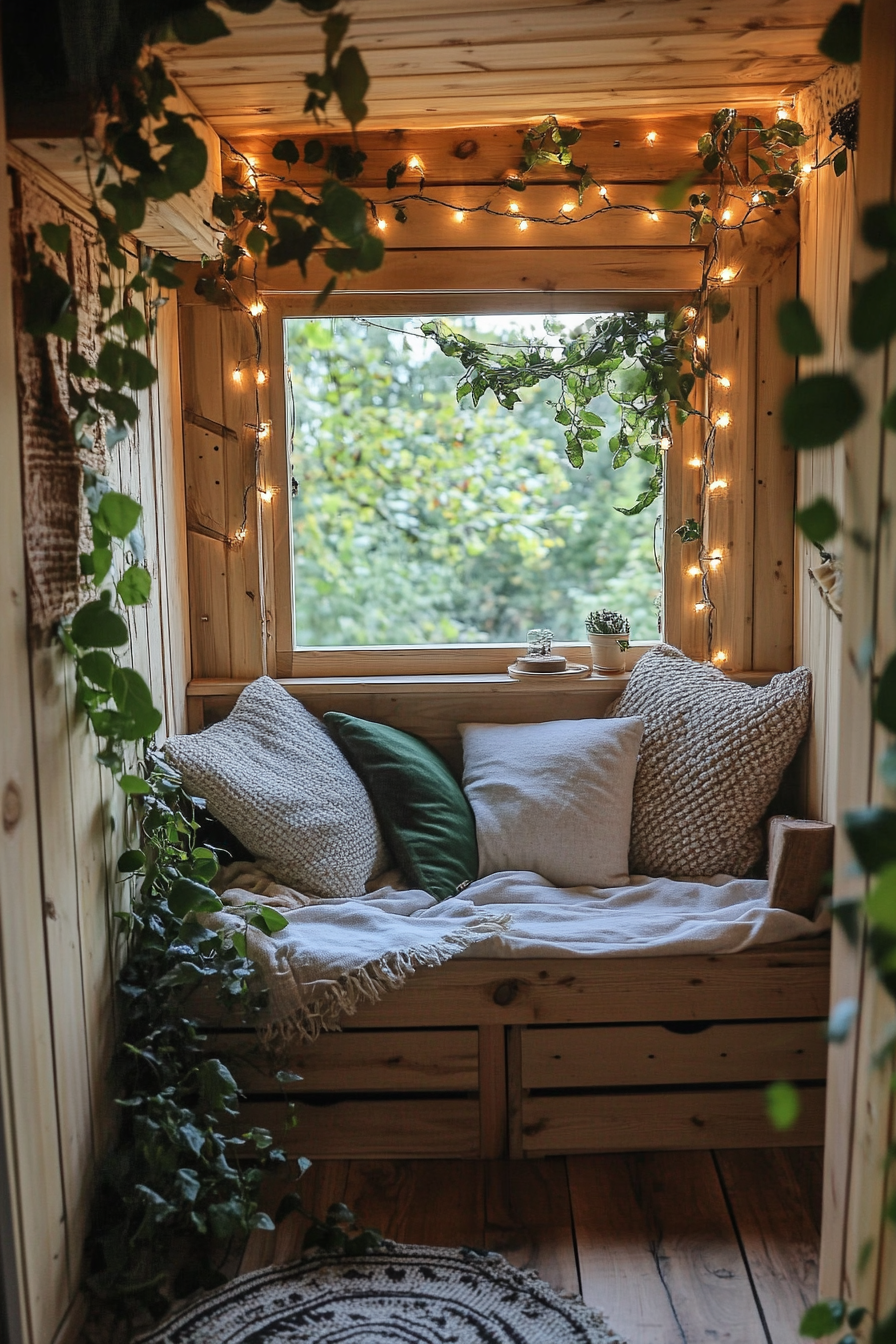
[[264, 293, 677, 679]]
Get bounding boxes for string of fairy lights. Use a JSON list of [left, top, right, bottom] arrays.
[[215, 107, 837, 667]]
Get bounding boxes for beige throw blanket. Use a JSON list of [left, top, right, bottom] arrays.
[[205, 862, 511, 1044]]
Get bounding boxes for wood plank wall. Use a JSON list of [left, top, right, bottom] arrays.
[[0, 157, 189, 1344], [816, 2, 896, 1323]]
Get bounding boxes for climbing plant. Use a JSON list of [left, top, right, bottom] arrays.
[[19, 0, 384, 1319]]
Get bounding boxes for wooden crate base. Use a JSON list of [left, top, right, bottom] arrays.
[[238, 1097, 481, 1160], [520, 1085, 826, 1155]]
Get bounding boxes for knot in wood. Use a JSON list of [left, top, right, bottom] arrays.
[[492, 979, 518, 1007], [2, 781, 22, 833], [454, 139, 478, 159]]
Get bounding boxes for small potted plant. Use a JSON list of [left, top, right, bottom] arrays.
[[585, 609, 630, 674]]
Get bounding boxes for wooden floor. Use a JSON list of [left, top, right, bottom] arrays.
[[241, 1148, 822, 1344]]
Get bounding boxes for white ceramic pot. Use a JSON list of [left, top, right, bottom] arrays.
[[587, 631, 629, 674]]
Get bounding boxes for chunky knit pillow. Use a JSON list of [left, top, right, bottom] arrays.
[[612, 645, 811, 878], [164, 677, 387, 899]]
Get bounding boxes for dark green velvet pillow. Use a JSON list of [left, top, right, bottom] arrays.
[[323, 713, 478, 902]]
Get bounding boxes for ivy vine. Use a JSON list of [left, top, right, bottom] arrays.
[[18, 0, 385, 1321]]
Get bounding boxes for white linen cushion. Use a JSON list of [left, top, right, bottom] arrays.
[[612, 643, 812, 878], [459, 717, 644, 888], [164, 677, 387, 899]]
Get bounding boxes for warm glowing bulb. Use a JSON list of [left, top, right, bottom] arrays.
[[708, 478, 728, 491], [408, 156, 422, 171], [234, 525, 247, 544], [751, 192, 762, 205], [646, 131, 658, 144], [715, 411, 731, 428], [660, 435, 671, 452], [713, 650, 728, 663], [776, 107, 788, 122], [721, 208, 732, 222], [258, 487, 274, 503], [801, 162, 813, 176], [454, 210, 465, 223], [518, 219, 529, 232], [598, 185, 608, 198], [257, 421, 271, 440], [256, 369, 267, 386], [696, 335, 707, 351], [719, 268, 735, 283], [684, 307, 697, 321], [249, 301, 266, 317], [718, 375, 731, 389], [687, 564, 703, 577], [695, 601, 709, 613], [376, 218, 387, 231], [649, 211, 660, 222], [561, 202, 575, 213], [688, 456, 703, 468], [508, 201, 519, 213], [232, 367, 242, 384], [708, 551, 723, 568]]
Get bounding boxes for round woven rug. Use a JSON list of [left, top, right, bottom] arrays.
[[136, 1243, 622, 1343]]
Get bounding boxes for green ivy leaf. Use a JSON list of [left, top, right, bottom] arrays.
[[272, 138, 300, 168], [795, 496, 839, 545], [23, 255, 73, 338], [655, 171, 699, 211], [844, 806, 896, 874], [872, 1308, 896, 1344], [120, 346, 159, 390], [171, 5, 231, 43], [119, 774, 152, 795], [866, 864, 896, 932], [102, 182, 146, 234], [833, 148, 849, 177], [709, 294, 731, 324], [777, 298, 823, 356], [674, 518, 702, 543], [333, 46, 369, 128], [39, 222, 71, 255], [111, 666, 162, 738], [863, 202, 896, 253], [98, 491, 142, 539], [163, 130, 209, 195], [875, 651, 896, 733], [108, 305, 148, 341], [168, 877, 223, 918], [71, 601, 129, 650], [827, 996, 858, 1042], [197, 1057, 239, 1113], [800, 1300, 846, 1339], [245, 226, 269, 256], [117, 849, 145, 873], [79, 649, 115, 690], [781, 373, 864, 448], [316, 180, 368, 244], [766, 1080, 800, 1131], [850, 267, 896, 353], [249, 906, 289, 933], [818, 3, 862, 64], [304, 138, 324, 164], [116, 565, 152, 606]]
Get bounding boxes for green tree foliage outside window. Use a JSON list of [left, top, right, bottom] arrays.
[[286, 316, 664, 647]]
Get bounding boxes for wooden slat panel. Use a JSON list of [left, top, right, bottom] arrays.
[[704, 284, 756, 670], [521, 1020, 828, 1090], [257, 247, 703, 295], [570, 1151, 767, 1344], [523, 1085, 826, 1154], [716, 1148, 820, 1343], [663, 372, 706, 660], [340, 949, 830, 1028], [209, 1029, 480, 1092], [239, 1099, 481, 1159], [753, 251, 797, 672], [233, 113, 738, 189], [478, 1025, 507, 1159]]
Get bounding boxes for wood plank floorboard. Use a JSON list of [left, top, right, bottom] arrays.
[[239, 1148, 823, 1342], [715, 1149, 821, 1344]]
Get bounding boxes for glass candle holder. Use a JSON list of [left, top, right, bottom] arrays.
[[527, 628, 553, 658]]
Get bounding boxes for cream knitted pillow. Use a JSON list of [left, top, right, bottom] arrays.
[[612, 645, 811, 878], [164, 677, 387, 899]]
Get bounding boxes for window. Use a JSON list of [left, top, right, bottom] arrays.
[[284, 313, 663, 652]]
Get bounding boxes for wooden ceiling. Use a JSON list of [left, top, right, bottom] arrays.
[[164, 0, 835, 138]]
